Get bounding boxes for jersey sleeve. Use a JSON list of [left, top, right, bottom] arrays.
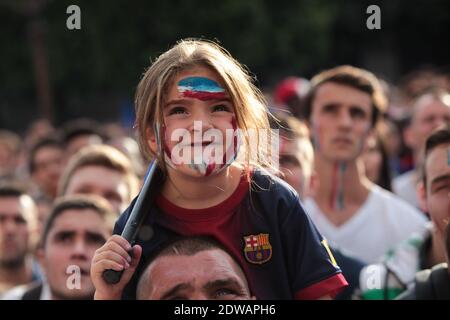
[[281, 198, 348, 299]]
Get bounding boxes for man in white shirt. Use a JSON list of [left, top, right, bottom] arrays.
[[393, 89, 450, 208], [303, 65, 427, 263]]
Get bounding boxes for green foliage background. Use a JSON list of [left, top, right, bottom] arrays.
[[1, 0, 449, 131]]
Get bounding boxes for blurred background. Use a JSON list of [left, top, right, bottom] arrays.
[[1, 0, 450, 132]]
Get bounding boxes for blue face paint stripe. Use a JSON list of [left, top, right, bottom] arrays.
[[177, 77, 225, 94]]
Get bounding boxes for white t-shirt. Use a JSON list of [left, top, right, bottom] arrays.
[[392, 170, 420, 209], [303, 185, 427, 263]]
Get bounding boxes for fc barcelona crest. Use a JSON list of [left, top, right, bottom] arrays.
[[243, 233, 272, 264]]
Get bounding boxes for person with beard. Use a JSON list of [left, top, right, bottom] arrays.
[[0, 185, 39, 296], [302, 65, 427, 264], [3, 195, 115, 299]]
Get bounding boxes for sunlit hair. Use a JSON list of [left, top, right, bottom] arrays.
[[134, 38, 276, 174], [271, 112, 314, 176], [422, 125, 450, 188], [304, 65, 388, 127], [58, 144, 139, 201]]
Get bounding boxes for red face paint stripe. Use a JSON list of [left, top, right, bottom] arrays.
[[205, 162, 215, 176], [181, 91, 227, 101]]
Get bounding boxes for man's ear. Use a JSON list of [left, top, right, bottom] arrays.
[[362, 129, 376, 153], [36, 247, 47, 274], [403, 124, 415, 150], [417, 181, 428, 213]]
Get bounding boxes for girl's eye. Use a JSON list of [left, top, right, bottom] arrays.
[[213, 104, 230, 112], [168, 106, 187, 115]]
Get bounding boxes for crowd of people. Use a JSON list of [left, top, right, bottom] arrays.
[[0, 39, 449, 300]]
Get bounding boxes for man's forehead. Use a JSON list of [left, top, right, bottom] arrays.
[[0, 197, 27, 216], [414, 96, 450, 118], [426, 146, 450, 180], [314, 82, 372, 106], [50, 210, 106, 233]]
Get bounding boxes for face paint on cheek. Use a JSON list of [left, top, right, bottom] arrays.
[[177, 77, 226, 101], [155, 122, 182, 168], [194, 116, 240, 177], [222, 116, 239, 165]]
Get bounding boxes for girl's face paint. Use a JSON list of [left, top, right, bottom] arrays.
[[159, 67, 240, 177], [178, 77, 226, 101]]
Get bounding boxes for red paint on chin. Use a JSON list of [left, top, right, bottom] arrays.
[[205, 162, 215, 176], [181, 91, 226, 101]]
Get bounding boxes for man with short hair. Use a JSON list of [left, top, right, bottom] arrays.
[[92, 236, 255, 300], [360, 126, 450, 299], [2, 194, 115, 300], [0, 130, 22, 183], [60, 118, 104, 161], [398, 220, 450, 300], [394, 88, 450, 208], [303, 65, 427, 263], [29, 137, 65, 201], [58, 144, 140, 214], [0, 185, 38, 296]]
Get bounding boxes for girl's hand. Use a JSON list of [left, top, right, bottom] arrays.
[[91, 235, 142, 300]]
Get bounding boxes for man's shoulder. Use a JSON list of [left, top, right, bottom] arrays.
[[251, 170, 301, 204], [369, 185, 425, 219], [392, 170, 416, 189], [399, 263, 450, 300], [1, 282, 43, 300]]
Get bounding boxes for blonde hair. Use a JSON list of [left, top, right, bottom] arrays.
[[272, 112, 314, 175], [134, 39, 276, 173], [58, 144, 139, 201], [304, 65, 387, 126]]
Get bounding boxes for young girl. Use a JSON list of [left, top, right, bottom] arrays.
[[91, 39, 347, 300]]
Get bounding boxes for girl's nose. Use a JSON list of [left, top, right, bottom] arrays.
[[189, 108, 213, 131]]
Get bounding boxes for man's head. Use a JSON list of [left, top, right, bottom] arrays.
[[304, 65, 387, 162], [404, 88, 450, 162], [38, 195, 115, 300], [419, 126, 450, 241], [136, 237, 254, 300], [272, 112, 315, 198], [61, 118, 104, 161], [0, 185, 37, 268], [29, 137, 64, 199], [0, 130, 21, 178], [58, 144, 139, 214]]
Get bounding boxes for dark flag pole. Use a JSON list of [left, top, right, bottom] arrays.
[[102, 159, 161, 284]]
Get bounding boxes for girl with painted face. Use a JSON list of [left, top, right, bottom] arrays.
[[91, 39, 347, 300]]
